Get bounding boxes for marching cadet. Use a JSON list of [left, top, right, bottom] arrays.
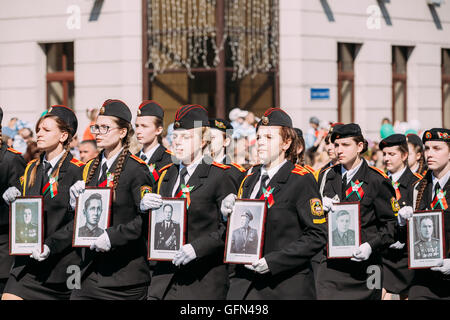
[[208, 118, 247, 189], [400, 128, 450, 300], [316, 123, 397, 300], [316, 123, 342, 183], [135, 100, 173, 182], [144, 104, 236, 300], [406, 133, 427, 176], [69, 100, 153, 300], [223, 108, 327, 300], [378, 134, 420, 300], [2, 105, 83, 300], [0, 107, 26, 295]]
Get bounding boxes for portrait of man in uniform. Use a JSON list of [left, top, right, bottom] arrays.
[[230, 209, 259, 255], [414, 216, 440, 260], [332, 210, 355, 246], [78, 193, 105, 238], [16, 207, 38, 244], [154, 204, 180, 251]]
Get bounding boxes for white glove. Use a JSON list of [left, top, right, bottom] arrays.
[[351, 242, 372, 262], [322, 196, 336, 213], [430, 259, 450, 275], [172, 244, 197, 266], [389, 241, 405, 250], [30, 245, 50, 262], [140, 193, 163, 211], [69, 180, 85, 210], [2, 186, 21, 204], [221, 193, 237, 220], [90, 231, 111, 252], [397, 206, 413, 226], [244, 257, 270, 274]]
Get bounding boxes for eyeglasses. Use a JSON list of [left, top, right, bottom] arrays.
[[90, 125, 119, 134]]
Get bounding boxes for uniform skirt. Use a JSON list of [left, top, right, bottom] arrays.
[[409, 270, 450, 300], [316, 256, 382, 300], [70, 272, 148, 300], [3, 273, 71, 300], [382, 247, 414, 294]]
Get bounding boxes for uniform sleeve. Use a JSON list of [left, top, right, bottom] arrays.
[[9, 154, 26, 189], [366, 178, 397, 251], [190, 169, 236, 258], [265, 174, 327, 276], [107, 163, 153, 247]]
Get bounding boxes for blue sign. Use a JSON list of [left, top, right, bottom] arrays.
[[310, 88, 330, 100]]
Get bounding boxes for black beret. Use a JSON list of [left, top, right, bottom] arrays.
[[209, 118, 233, 133], [331, 123, 363, 143], [257, 107, 292, 128], [99, 99, 131, 123], [173, 104, 209, 130], [241, 210, 253, 221], [137, 100, 164, 119], [422, 128, 450, 143], [45, 105, 78, 135], [379, 133, 407, 150], [0, 106, 2, 124], [294, 128, 303, 138], [406, 133, 423, 148], [329, 122, 344, 134]]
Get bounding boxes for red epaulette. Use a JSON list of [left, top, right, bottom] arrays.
[[165, 149, 174, 155], [158, 163, 174, 173], [292, 165, 310, 176], [413, 172, 423, 180], [304, 165, 315, 174], [130, 154, 147, 165], [212, 161, 230, 170], [369, 166, 389, 179], [70, 158, 85, 167], [7, 147, 21, 155], [231, 162, 246, 173]]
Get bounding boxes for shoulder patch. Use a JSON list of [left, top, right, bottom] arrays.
[[158, 163, 174, 173], [165, 149, 174, 155], [70, 158, 85, 167], [130, 154, 147, 165], [369, 166, 389, 179], [212, 161, 230, 170], [231, 162, 246, 173], [292, 165, 310, 176], [7, 147, 21, 155], [140, 185, 152, 199], [304, 165, 315, 174]]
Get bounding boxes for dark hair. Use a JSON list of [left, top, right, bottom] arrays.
[[408, 141, 427, 175], [351, 135, 368, 155], [336, 210, 350, 218], [24, 141, 39, 163], [28, 115, 73, 188], [296, 135, 306, 165], [84, 193, 102, 210], [163, 204, 173, 211], [85, 117, 132, 201], [280, 127, 300, 164]]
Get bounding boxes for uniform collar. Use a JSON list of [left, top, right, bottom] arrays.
[[140, 144, 160, 162], [101, 148, 123, 170], [261, 159, 288, 180], [432, 169, 450, 190], [180, 156, 203, 178], [43, 149, 66, 169], [341, 158, 364, 183], [389, 166, 407, 183]]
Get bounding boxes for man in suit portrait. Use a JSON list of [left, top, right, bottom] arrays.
[[414, 216, 440, 260], [154, 204, 180, 250], [78, 193, 105, 237], [332, 210, 355, 246], [16, 207, 38, 243], [230, 209, 259, 254]]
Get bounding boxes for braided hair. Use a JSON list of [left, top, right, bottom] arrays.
[[85, 117, 132, 201], [28, 115, 73, 187]]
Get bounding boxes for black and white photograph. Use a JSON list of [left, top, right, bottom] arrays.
[[224, 199, 266, 264], [148, 198, 186, 261], [9, 196, 43, 255], [327, 202, 361, 259], [73, 187, 112, 247], [408, 210, 445, 269]]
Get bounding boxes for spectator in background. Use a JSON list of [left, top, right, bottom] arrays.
[[305, 116, 320, 150], [2, 117, 18, 139], [13, 125, 33, 155], [23, 141, 39, 163], [70, 134, 80, 159], [380, 117, 395, 139], [2, 134, 13, 148], [79, 140, 99, 164], [82, 108, 98, 141], [164, 122, 174, 148]]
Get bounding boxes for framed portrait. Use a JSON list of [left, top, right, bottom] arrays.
[[9, 196, 44, 255], [408, 210, 445, 269], [73, 187, 112, 247], [327, 202, 361, 259], [224, 199, 267, 265], [148, 198, 187, 261]]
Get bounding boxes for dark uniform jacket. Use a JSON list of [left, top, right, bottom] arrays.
[[11, 153, 83, 284], [136, 145, 173, 178], [414, 239, 440, 259], [78, 225, 104, 238], [222, 155, 247, 190], [230, 226, 258, 254], [228, 162, 327, 300], [80, 152, 153, 287], [0, 145, 26, 278], [332, 229, 355, 246], [148, 158, 236, 300], [16, 222, 39, 243], [154, 220, 180, 251]]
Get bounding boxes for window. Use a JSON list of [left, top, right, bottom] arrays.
[[392, 46, 413, 122], [338, 43, 359, 123], [443, 49, 450, 128], [45, 42, 74, 108]]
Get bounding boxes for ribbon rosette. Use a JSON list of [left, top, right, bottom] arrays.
[[392, 181, 401, 200], [147, 163, 160, 183], [176, 184, 194, 209], [431, 189, 448, 210], [259, 186, 275, 208], [42, 176, 58, 198], [345, 180, 364, 200]]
